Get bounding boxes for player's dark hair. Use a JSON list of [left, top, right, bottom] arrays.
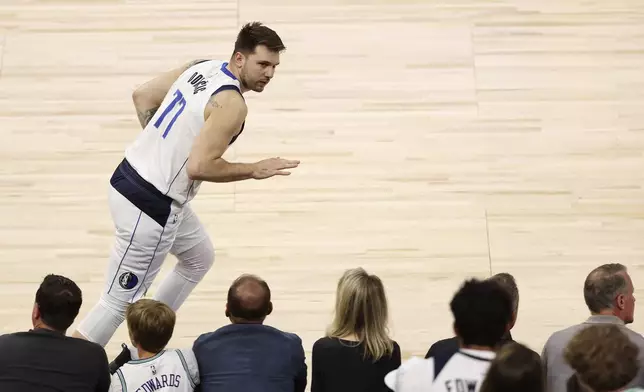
[[227, 274, 272, 322], [450, 278, 513, 347], [35, 274, 82, 332], [233, 22, 285, 55]]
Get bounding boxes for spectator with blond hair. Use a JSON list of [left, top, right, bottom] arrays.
[[564, 324, 640, 392], [311, 267, 401, 392], [109, 299, 199, 392]]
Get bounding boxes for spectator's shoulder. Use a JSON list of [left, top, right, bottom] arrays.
[[193, 328, 224, 347], [546, 324, 580, 343], [0, 331, 21, 348], [312, 336, 338, 352], [282, 329, 303, 344], [425, 337, 459, 359], [0, 332, 18, 341], [621, 326, 644, 343], [431, 337, 458, 349], [543, 323, 589, 355], [69, 336, 107, 355]]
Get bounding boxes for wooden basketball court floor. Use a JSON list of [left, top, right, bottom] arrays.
[[1, 0, 644, 370]]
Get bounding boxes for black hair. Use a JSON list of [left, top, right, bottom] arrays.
[[35, 274, 82, 331], [450, 278, 513, 347]]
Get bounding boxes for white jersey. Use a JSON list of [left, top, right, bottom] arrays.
[[110, 348, 200, 392], [125, 59, 243, 204], [385, 349, 495, 392]]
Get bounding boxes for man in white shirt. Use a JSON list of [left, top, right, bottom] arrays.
[[385, 278, 513, 392]]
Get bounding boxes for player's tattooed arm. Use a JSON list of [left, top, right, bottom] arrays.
[[132, 59, 208, 129], [206, 95, 222, 110], [136, 106, 159, 128]]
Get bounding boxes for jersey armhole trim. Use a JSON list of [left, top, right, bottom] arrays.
[[116, 368, 128, 392], [175, 349, 197, 388], [210, 84, 242, 98]]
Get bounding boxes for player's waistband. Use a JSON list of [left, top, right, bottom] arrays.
[[110, 158, 173, 227]]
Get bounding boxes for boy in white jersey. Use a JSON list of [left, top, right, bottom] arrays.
[[110, 299, 199, 392], [71, 22, 299, 355]]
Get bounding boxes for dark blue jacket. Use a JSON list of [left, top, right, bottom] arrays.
[[193, 324, 307, 392]]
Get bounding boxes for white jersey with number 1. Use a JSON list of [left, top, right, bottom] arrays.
[[125, 59, 243, 205], [110, 348, 200, 392]]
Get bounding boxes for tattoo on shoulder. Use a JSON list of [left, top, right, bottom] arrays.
[[207, 97, 222, 110], [137, 106, 159, 128]]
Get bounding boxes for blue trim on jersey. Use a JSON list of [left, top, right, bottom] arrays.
[[110, 159, 172, 227], [211, 84, 241, 96], [221, 62, 238, 80]]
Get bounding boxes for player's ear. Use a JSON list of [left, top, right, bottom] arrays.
[[225, 303, 230, 318], [233, 52, 245, 68], [266, 301, 273, 316]]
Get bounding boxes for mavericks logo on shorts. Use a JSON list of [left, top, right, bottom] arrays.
[[119, 272, 139, 290]]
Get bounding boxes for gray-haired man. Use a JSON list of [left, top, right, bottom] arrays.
[[542, 263, 644, 392]]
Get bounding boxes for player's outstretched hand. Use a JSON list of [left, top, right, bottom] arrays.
[[252, 157, 300, 180]]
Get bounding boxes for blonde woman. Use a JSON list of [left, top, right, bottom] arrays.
[[312, 268, 401, 392]]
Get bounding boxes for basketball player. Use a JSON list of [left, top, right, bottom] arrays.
[[72, 22, 298, 349], [110, 299, 199, 392]]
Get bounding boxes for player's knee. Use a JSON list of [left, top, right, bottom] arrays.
[[176, 239, 214, 280], [99, 293, 130, 317], [200, 239, 215, 271]]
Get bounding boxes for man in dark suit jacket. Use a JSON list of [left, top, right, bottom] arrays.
[[193, 274, 307, 392], [425, 272, 519, 359], [0, 274, 111, 392]]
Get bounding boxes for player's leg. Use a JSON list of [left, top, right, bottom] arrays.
[[153, 203, 215, 311], [73, 162, 182, 347]]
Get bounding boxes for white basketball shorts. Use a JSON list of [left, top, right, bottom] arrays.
[[104, 158, 208, 303]]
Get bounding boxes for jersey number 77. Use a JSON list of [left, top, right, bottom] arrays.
[[154, 89, 186, 138]]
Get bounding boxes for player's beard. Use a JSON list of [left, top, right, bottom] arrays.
[[240, 66, 265, 92]]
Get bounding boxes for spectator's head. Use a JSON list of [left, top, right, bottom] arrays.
[[450, 278, 513, 349], [327, 268, 394, 361], [126, 299, 176, 354], [480, 342, 544, 392], [584, 263, 635, 324], [226, 274, 272, 324], [565, 324, 639, 392], [32, 274, 82, 333], [488, 272, 519, 330]]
